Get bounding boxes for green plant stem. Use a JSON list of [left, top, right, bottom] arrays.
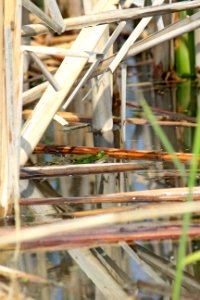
[[172, 99, 200, 300], [182, 250, 200, 266], [140, 96, 200, 299], [172, 212, 191, 300], [140, 98, 185, 178]]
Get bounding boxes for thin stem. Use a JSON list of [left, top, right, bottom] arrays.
[[140, 97, 186, 178], [172, 97, 200, 299]]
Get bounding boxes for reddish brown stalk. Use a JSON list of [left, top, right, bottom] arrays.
[[23, 110, 196, 127], [20, 163, 146, 179], [34, 144, 198, 162], [1, 223, 199, 251], [19, 187, 200, 205]]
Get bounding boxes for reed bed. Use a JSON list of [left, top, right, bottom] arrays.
[[1, 0, 200, 299]]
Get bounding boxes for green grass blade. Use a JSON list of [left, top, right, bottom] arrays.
[[172, 98, 200, 300], [140, 96, 200, 299], [140, 97, 185, 178], [182, 250, 200, 266]]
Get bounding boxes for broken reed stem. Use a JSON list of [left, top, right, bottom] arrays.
[[20, 0, 118, 166], [22, 8, 200, 108], [22, 0, 63, 34], [109, 0, 165, 73], [22, 110, 196, 127], [21, 1, 200, 36], [23, 82, 48, 105], [34, 144, 199, 162], [44, 0, 65, 32], [133, 244, 200, 292]]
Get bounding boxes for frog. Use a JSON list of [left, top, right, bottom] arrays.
[[42, 150, 108, 165], [72, 150, 107, 164]]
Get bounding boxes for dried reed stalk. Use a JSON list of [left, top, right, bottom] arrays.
[[68, 248, 129, 299], [21, 9, 200, 102], [22, 0, 63, 34], [19, 185, 200, 205], [128, 10, 200, 58], [110, 0, 165, 73], [23, 82, 48, 105], [0, 0, 22, 216], [22, 45, 102, 61], [45, 0, 65, 32], [1, 200, 200, 246], [20, 0, 119, 166], [133, 244, 200, 292], [62, 22, 125, 111], [91, 27, 113, 132], [21, 1, 200, 36], [23, 109, 197, 127], [20, 162, 147, 179], [120, 241, 165, 284], [0, 223, 200, 251], [85, 10, 200, 79]]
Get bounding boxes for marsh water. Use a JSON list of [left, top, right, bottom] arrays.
[[2, 62, 200, 299]]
